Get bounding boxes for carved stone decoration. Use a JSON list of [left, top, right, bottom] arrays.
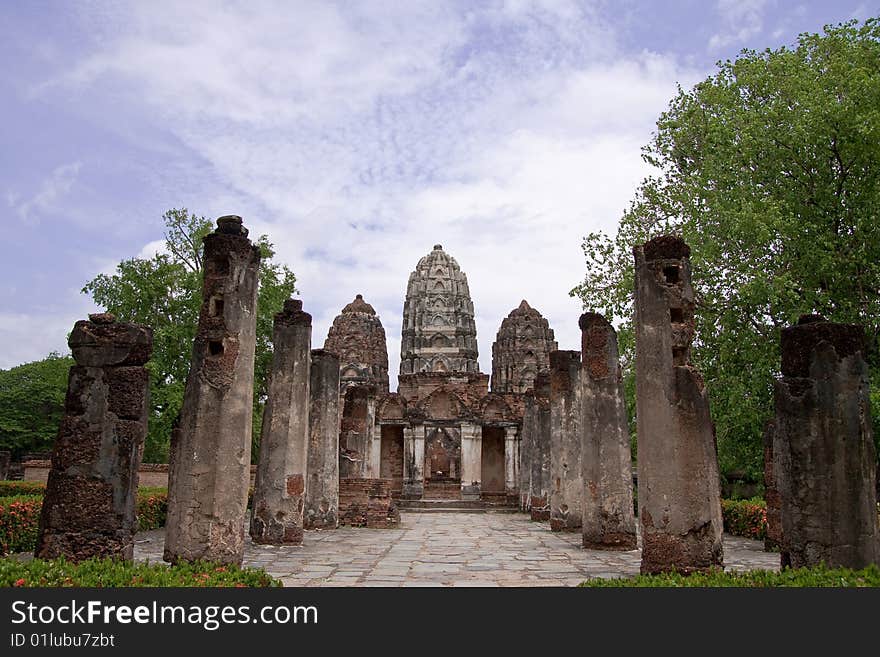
[[324, 294, 390, 395], [400, 245, 479, 375], [491, 300, 557, 393]]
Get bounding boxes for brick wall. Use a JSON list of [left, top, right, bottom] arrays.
[[338, 478, 400, 528]]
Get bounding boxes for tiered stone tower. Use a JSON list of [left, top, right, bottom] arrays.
[[400, 245, 479, 375], [324, 294, 390, 394], [491, 300, 557, 393]]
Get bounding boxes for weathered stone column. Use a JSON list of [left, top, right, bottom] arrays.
[[579, 312, 637, 550], [529, 374, 552, 521], [460, 423, 482, 500], [774, 316, 879, 569], [504, 425, 518, 497], [164, 215, 261, 565], [549, 350, 583, 532], [762, 420, 782, 552], [35, 313, 152, 561], [519, 408, 533, 511], [250, 299, 311, 545], [402, 424, 425, 499], [634, 235, 723, 574], [339, 385, 377, 478], [304, 348, 340, 530]]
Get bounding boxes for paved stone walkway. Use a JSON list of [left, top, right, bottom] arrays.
[[134, 511, 779, 587]]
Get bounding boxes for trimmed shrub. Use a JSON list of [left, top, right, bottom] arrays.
[[0, 481, 46, 497], [580, 564, 880, 587], [0, 496, 42, 555], [0, 557, 280, 587], [0, 488, 169, 555], [721, 497, 767, 541]]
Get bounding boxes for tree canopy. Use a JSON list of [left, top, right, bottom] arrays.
[[571, 19, 880, 480], [83, 209, 297, 462], [0, 353, 73, 456]]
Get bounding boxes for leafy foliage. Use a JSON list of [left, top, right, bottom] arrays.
[[721, 497, 768, 541], [0, 353, 73, 456], [571, 19, 880, 480], [0, 495, 42, 555], [1, 557, 280, 587], [580, 564, 880, 587], [82, 209, 297, 462], [0, 486, 169, 556]]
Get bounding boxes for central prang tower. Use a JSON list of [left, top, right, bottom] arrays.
[[399, 244, 479, 375]]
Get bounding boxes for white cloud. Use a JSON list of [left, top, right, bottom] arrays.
[[17, 2, 705, 385], [8, 162, 82, 224], [708, 0, 770, 51]]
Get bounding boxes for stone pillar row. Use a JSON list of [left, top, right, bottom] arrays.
[[521, 234, 877, 575]]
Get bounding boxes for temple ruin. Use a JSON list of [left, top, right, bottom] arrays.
[[491, 300, 557, 393], [35, 313, 152, 561], [325, 246, 549, 507]]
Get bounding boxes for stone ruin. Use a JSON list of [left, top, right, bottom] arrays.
[[579, 312, 637, 550], [492, 300, 558, 394], [250, 299, 312, 545], [164, 215, 261, 565], [324, 294, 390, 395], [772, 315, 879, 569], [304, 349, 341, 530], [31, 223, 880, 576], [521, 373, 552, 521], [633, 235, 723, 574], [549, 350, 583, 532], [35, 313, 152, 561]]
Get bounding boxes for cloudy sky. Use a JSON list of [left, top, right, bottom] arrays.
[[1, 0, 873, 386]]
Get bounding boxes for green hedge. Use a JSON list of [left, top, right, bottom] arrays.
[[0, 481, 46, 497], [0, 490, 168, 556], [1, 557, 279, 587], [721, 497, 767, 541], [580, 564, 880, 587]]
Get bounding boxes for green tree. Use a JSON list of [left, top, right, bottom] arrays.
[[0, 353, 74, 457], [82, 209, 297, 462], [571, 19, 880, 481]]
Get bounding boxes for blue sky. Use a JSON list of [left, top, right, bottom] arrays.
[[1, 1, 874, 386]]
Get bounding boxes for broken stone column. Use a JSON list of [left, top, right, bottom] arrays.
[[579, 312, 638, 550], [304, 348, 340, 530], [164, 215, 261, 565], [35, 313, 152, 561], [774, 316, 879, 569], [528, 374, 552, 521], [762, 420, 782, 552], [634, 235, 723, 574], [518, 406, 533, 511], [250, 299, 312, 545], [549, 350, 583, 532], [339, 385, 377, 478]]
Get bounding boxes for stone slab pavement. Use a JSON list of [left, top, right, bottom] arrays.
[[133, 511, 779, 587]]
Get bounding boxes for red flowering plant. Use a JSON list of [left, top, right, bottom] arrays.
[[0, 495, 43, 555], [721, 497, 768, 541]]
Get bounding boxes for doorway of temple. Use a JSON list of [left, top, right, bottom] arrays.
[[480, 426, 505, 498], [379, 425, 404, 497], [423, 427, 461, 499]]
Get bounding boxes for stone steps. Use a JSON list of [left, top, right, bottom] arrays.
[[397, 499, 519, 514]]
